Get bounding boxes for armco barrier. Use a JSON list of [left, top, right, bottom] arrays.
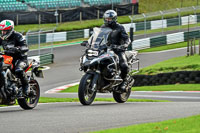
[[133, 71, 200, 86], [67, 30, 84, 40], [39, 54, 54, 65], [132, 29, 200, 50], [28, 54, 54, 66], [184, 30, 200, 41], [150, 36, 167, 47]]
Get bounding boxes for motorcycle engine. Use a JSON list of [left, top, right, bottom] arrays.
[[7, 81, 18, 96], [100, 59, 116, 79]]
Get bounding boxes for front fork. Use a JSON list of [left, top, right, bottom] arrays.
[[88, 70, 100, 92]]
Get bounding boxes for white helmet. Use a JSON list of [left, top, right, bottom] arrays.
[[0, 20, 14, 40]]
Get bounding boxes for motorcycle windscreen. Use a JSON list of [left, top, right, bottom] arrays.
[[88, 27, 112, 50]]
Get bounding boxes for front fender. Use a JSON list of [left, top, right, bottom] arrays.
[[86, 71, 99, 92]]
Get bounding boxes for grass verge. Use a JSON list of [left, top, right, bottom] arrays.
[[92, 114, 200, 133], [60, 85, 79, 93], [138, 41, 188, 53], [139, 0, 200, 13], [138, 55, 200, 75], [133, 84, 200, 91], [38, 97, 169, 103], [0, 97, 169, 107], [60, 83, 200, 92]]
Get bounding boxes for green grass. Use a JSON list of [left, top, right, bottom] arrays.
[[39, 97, 169, 103], [133, 84, 200, 91], [60, 85, 79, 93], [139, 0, 200, 13], [138, 55, 200, 75], [0, 97, 169, 107], [138, 41, 188, 53], [60, 83, 200, 92], [92, 114, 200, 133]]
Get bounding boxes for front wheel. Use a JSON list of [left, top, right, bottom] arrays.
[[18, 79, 40, 110], [113, 88, 131, 103], [78, 74, 96, 105]]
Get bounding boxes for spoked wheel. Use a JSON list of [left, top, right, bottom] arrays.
[[113, 87, 131, 103], [18, 80, 40, 110], [78, 74, 96, 105]]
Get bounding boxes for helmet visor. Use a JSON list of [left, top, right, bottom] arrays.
[[0, 29, 13, 40], [105, 18, 112, 22], [1, 30, 9, 36]]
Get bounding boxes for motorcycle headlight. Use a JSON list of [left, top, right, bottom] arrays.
[[87, 49, 99, 57]]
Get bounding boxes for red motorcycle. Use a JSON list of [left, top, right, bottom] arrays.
[[0, 52, 43, 109]]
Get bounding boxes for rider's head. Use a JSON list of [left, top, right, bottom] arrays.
[[103, 10, 117, 27], [0, 20, 14, 40]]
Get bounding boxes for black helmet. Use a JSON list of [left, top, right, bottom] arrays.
[[103, 10, 117, 27]]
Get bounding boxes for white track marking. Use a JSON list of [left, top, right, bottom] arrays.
[[45, 82, 79, 94]]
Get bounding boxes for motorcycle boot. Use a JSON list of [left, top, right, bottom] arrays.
[[21, 75, 30, 96], [15, 68, 30, 96], [119, 76, 129, 92], [115, 52, 130, 92], [15, 60, 30, 96], [0, 66, 7, 99]]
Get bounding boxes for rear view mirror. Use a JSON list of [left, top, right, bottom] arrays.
[[80, 41, 88, 46]]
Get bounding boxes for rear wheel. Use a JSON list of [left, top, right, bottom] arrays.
[[113, 87, 131, 103], [78, 74, 96, 105], [18, 80, 40, 110]]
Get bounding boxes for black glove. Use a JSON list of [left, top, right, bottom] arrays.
[[111, 45, 126, 51], [5, 47, 20, 54], [10, 47, 20, 52]]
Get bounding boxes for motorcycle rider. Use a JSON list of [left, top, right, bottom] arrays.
[[101, 10, 131, 92], [0, 20, 29, 96]]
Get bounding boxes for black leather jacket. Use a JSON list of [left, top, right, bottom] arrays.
[[0, 31, 29, 60], [101, 23, 130, 52]]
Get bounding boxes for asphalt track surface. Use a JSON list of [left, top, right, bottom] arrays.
[[1, 102, 200, 133], [1, 28, 200, 133]]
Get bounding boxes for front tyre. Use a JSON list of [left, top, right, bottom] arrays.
[[113, 88, 131, 103], [18, 80, 40, 110], [78, 74, 96, 105]]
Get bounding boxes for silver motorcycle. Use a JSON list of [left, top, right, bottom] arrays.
[[79, 27, 139, 105]]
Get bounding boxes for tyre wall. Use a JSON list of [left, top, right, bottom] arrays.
[[132, 71, 200, 86]]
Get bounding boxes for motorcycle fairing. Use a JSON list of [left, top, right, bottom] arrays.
[[2, 55, 13, 69], [88, 27, 112, 50]]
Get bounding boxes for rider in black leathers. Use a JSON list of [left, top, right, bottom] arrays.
[[0, 20, 29, 96], [101, 10, 131, 92]]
